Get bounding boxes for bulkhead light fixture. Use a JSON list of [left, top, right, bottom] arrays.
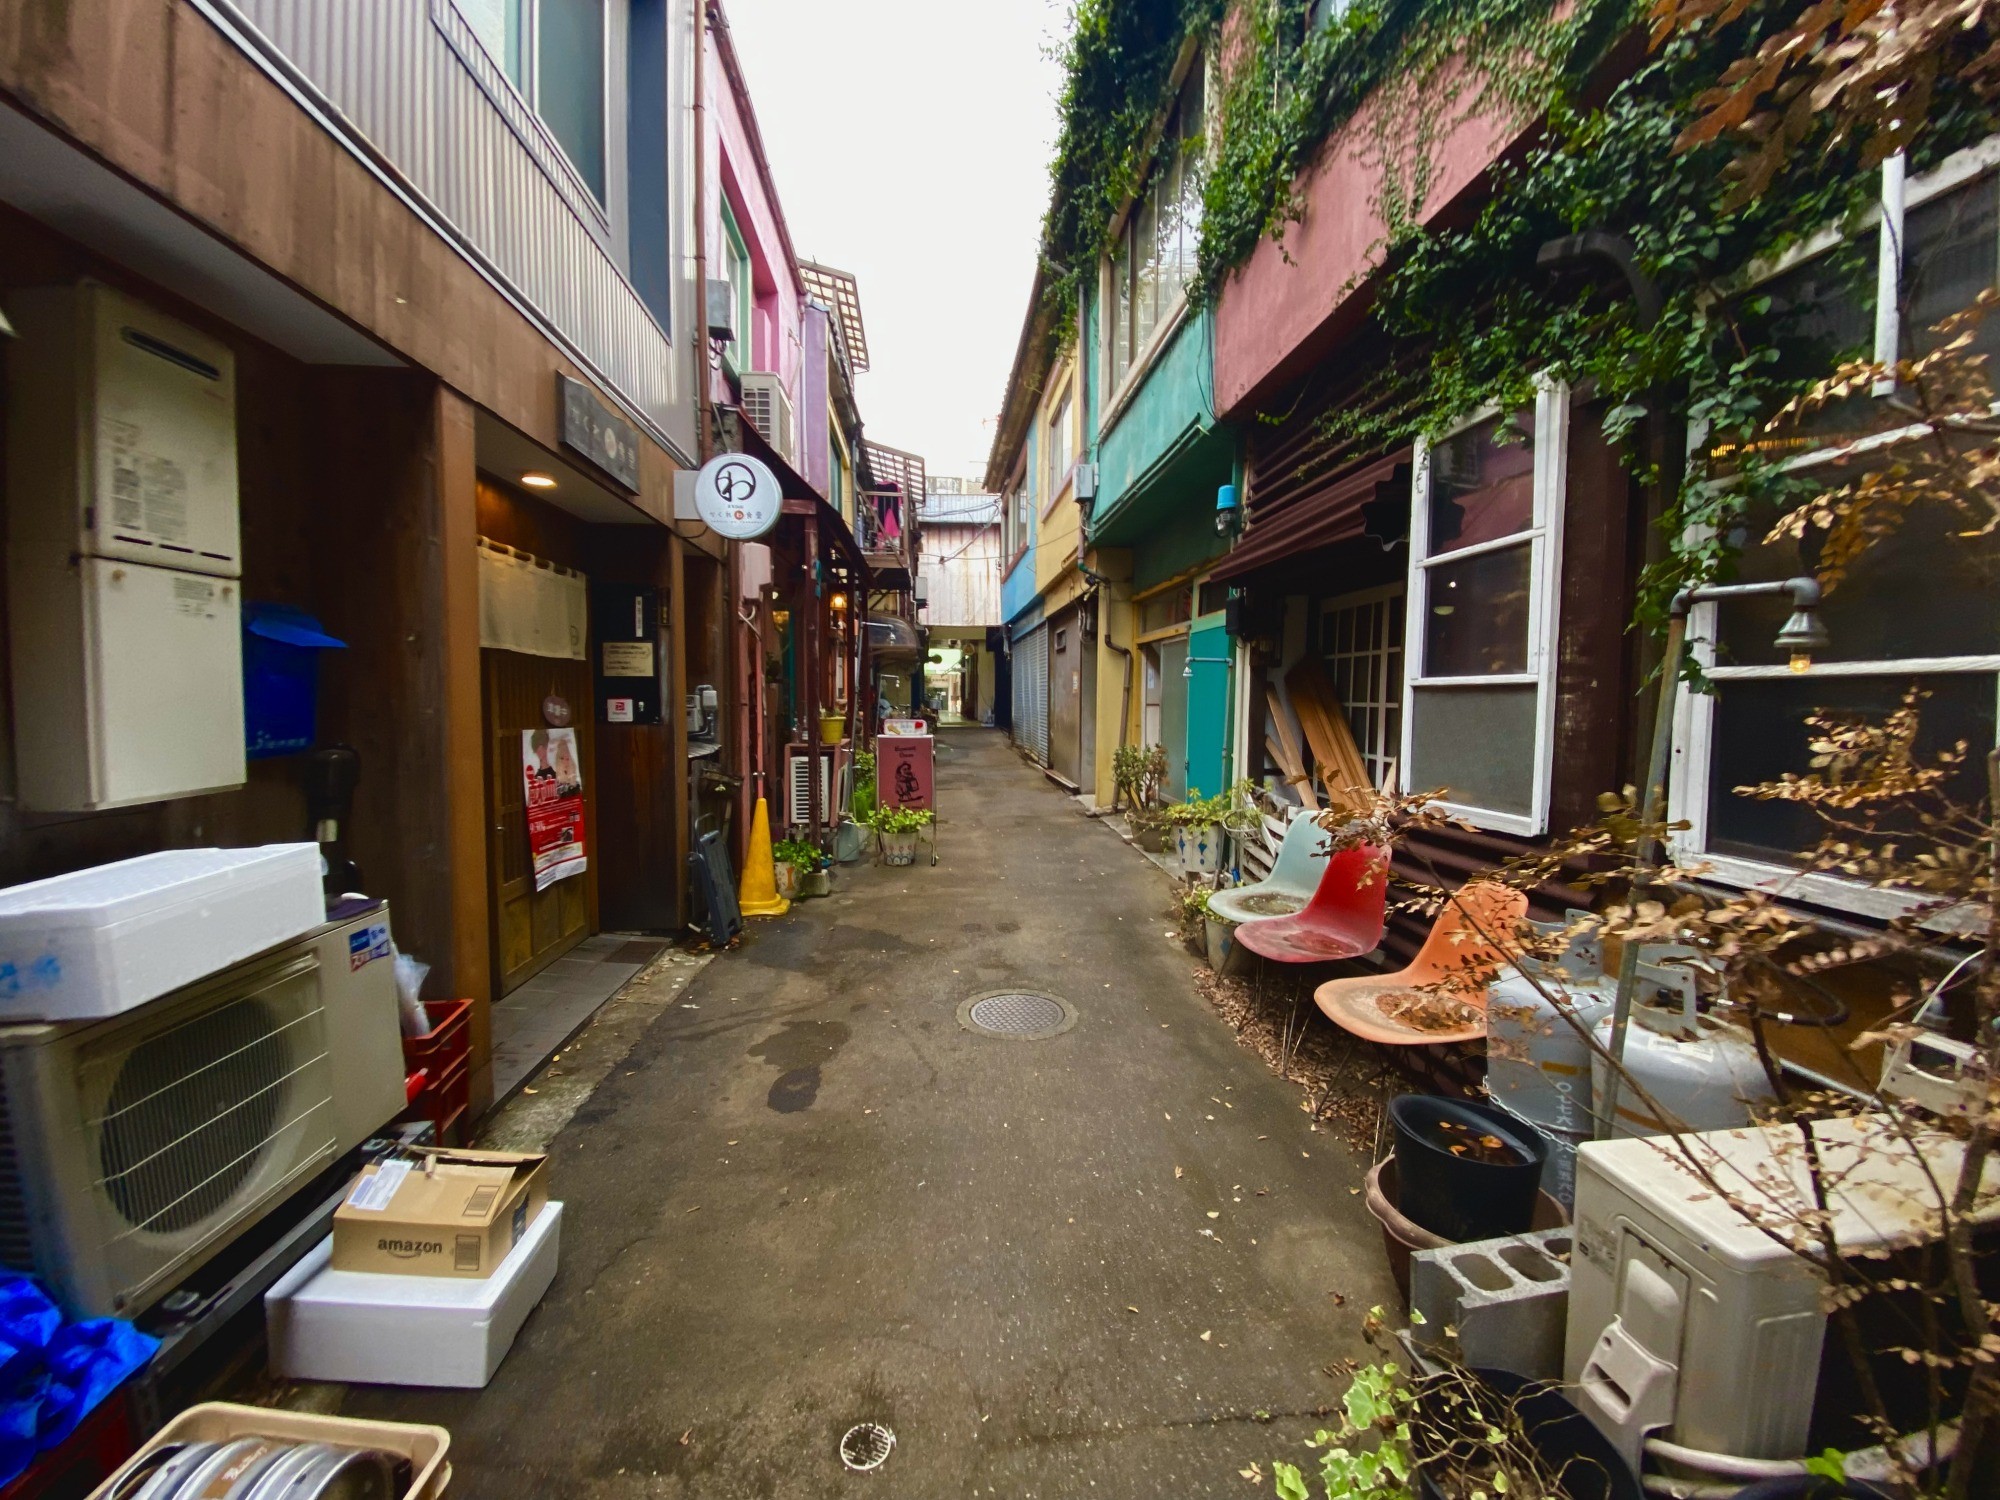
[[521, 472, 558, 490]]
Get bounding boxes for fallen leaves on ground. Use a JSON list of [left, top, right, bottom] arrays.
[[1188, 966, 1388, 1152]]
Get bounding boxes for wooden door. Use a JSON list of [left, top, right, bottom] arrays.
[[484, 650, 597, 994], [1048, 608, 1082, 785]]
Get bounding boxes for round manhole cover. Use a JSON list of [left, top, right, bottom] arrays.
[[840, 1422, 896, 1471], [958, 990, 1077, 1040]]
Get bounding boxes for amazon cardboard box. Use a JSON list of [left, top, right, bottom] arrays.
[[332, 1148, 549, 1278]]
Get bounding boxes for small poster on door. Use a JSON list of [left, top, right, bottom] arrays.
[[522, 728, 587, 890]]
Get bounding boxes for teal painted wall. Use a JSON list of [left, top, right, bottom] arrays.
[[1135, 497, 1226, 591], [1095, 310, 1215, 534]]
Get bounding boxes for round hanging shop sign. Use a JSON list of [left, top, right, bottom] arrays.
[[694, 453, 782, 539]]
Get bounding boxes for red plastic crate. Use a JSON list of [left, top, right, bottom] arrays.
[[400, 998, 472, 1072], [401, 1049, 470, 1147]]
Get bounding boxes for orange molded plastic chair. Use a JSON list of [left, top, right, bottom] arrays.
[[1234, 844, 1389, 965], [1313, 882, 1528, 1045]]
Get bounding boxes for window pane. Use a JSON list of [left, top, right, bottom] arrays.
[[1408, 684, 1537, 815], [1111, 233, 1133, 388], [1906, 173, 2000, 363], [1157, 148, 1185, 310], [1177, 66, 1205, 291], [1423, 542, 1532, 676], [1706, 672, 1995, 866], [1427, 412, 1535, 554], [1715, 497, 2000, 664], [457, 0, 523, 83], [1134, 189, 1160, 352], [539, 0, 606, 201], [1737, 249, 1875, 446]]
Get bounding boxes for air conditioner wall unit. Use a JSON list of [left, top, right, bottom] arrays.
[[739, 373, 796, 466], [0, 903, 405, 1318], [783, 743, 843, 831]]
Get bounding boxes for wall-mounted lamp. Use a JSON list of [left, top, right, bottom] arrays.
[[1215, 483, 1241, 539], [830, 592, 849, 612], [520, 472, 558, 490]]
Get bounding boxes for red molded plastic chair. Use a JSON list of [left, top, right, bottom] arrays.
[[1235, 843, 1389, 965], [1314, 881, 1529, 1046]]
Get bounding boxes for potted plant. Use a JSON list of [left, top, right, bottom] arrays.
[[772, 838, 817, 900], [868, 805, 933, 866], [1164, 790, 1231, 875], [1117, 744, 1171, 850]]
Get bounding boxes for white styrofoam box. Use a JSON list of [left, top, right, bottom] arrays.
[[0, 845, 325, 1021], [266, 1201, 563, 1389]]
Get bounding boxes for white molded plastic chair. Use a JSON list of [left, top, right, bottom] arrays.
[[1206, 814, 1333, 925]]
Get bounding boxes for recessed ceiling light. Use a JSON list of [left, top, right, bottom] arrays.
[[521, 472, 557, 489]]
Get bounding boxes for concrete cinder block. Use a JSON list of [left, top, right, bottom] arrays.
[[1410, 1227, 1572, 1381]]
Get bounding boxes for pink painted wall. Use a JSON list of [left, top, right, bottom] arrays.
[[1212, 72, 1531, 419], [705, 10, 805, 427], [800, 303, 831, 493]]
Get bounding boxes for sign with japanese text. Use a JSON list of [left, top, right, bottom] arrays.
[[521, 727, 587, 890]]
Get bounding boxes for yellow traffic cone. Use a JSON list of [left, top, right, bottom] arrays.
[[737, 795, 789, 917]]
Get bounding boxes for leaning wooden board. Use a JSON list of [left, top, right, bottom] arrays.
[[1263, 690, 1319, 812], [1284, 659, 1373, 812]]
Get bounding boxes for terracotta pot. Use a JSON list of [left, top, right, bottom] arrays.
[[1364, 1156, 1568, 1305]]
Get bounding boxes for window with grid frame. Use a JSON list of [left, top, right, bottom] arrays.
[[1671, 145, 2000, 920], [1318, 587, 1406, 792]]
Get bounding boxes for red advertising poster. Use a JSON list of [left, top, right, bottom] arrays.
[[879, 733, 934, 812], [521, 728, 587, 890]]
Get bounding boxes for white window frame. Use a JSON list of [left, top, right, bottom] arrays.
[[1669, 142, 2000, 921], [1043, 371, 1077, 517], [1400, 380, 1569, 836]]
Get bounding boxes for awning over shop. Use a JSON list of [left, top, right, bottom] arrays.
[[865, 614, 922, 662], [1210, 447, 1412, 584]]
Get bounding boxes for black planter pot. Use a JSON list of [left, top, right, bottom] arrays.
[[1416, 1367, 1641, 1500], [1391, 1094, 1548, 1244]]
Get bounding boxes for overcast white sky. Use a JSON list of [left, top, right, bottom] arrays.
[[722, 0, 1068, 488]]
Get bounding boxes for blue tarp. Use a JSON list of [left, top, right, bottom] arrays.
[[0, 1277, 156, 1484]]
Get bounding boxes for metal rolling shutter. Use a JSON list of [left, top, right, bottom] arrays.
[[1014, 625, 1049, 765]]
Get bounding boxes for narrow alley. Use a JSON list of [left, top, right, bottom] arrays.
[[354, 729, 1394, 1497], [3, 3, 1996, 1497]]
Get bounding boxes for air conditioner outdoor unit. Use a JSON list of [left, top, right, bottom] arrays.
[[784, 743, 842, 831], [739, 373, 796, 465], [1565, 1115, 2000, 1469], [0, 904, 405, 1318]]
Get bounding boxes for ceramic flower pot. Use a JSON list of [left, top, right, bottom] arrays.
[[774, 862, 800, 900], [1205, 915, 1254, 977], [1175, 822, 1223, 876], [882, 828, 918, 866]]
